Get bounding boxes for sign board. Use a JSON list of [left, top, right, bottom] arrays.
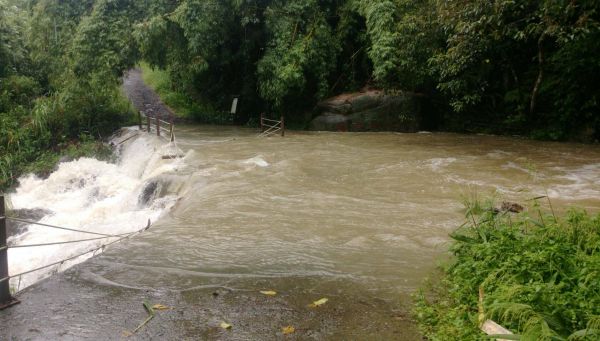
[[230, 98, 239, 114]]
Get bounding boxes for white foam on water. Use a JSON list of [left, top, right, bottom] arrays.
[[6, 129, 184, 290], [243, 156, 269, 168], [502, 161, 534, 174], [443, 174, 495, 188], [547, 163, 600, 200], [424, 157, 457, 171], [486, 150, 512, 159]]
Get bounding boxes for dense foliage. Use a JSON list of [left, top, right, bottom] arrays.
[[133, 0, 599, 139], [432, 0, 600, 140], [415, 201, 600, 340], [0, 0, 135, 190], [1, 0, 599, 188]]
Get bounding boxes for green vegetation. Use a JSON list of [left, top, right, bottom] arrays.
[[133, 0, 600, 140], [21, 138, 114, 179], [1, 0, 599, 186], [0, 0, 136, 190], [139, 62, 229, 123], [139, 62, 197, 120], [1, 1, 599, 337], [414, 200, 600, 340]]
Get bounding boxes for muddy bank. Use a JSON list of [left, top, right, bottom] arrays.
[[0, 254, 417, 340]]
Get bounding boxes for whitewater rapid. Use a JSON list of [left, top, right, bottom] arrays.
[[6, 128, 187, 290]]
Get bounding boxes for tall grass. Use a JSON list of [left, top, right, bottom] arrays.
[[414, 198, 600, 340], [0, 74, 131, 190]]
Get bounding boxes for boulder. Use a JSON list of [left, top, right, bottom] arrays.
[[309, 89, 422, 132], [309, 113, 350, 132]]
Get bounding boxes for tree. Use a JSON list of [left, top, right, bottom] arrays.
[[257, 0, 339, 111], [431, 0, 600, 139], [0, 0, 29, 78]]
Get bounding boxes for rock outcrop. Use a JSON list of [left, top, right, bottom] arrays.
[[309, 89, 422, 132]]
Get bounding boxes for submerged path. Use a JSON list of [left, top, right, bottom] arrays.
[[1, 265, 413, 339]]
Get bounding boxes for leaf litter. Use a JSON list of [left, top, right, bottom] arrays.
[[308, 298, 329, 308]]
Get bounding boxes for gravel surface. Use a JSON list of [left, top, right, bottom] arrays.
[[122, 68, 187, 123]]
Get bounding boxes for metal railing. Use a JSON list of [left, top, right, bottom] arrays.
[[138, 111, 175, 142], [0, 195, 151, 309], [259, 113, 285, 137]]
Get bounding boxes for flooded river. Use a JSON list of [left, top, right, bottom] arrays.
[[4, 126, 600, 339]]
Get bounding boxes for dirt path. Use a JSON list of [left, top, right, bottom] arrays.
[[122, 68, 186, 123]]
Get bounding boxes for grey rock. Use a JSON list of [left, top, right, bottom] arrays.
[[309, 113, 350, 131], [309, 89, 422, 132]]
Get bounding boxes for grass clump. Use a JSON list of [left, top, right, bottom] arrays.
[[414, 199, 600, 340]]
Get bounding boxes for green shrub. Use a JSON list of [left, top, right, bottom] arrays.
[[0, 74, 129, 190], [414, 200, 600, 340], [0, 76, 41, 109]]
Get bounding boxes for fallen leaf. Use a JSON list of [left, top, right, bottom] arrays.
[[282, 326, 295, 334], [308, 298, 328, 308], [132, 301, 155, 334], [122, 330, 133, 337], [143, 301, 155, 315], [260, 290, 277, 296], [152, 304, 171, 310], [220, 322, 232, 330]]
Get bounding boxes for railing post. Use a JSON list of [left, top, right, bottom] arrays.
[[138, 111, 142, 130], [147, 116, 151, 133], [0, 195, 12, 307], [155, 116, 160, 137], [170, 120, 174, 142], [281, 116, 285, 137], [260, 113, 264, 133]]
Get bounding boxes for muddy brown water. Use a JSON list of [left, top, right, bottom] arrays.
[[3, 126, 600, 340]]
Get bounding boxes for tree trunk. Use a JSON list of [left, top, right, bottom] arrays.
[[530, 32, 546, 114]]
